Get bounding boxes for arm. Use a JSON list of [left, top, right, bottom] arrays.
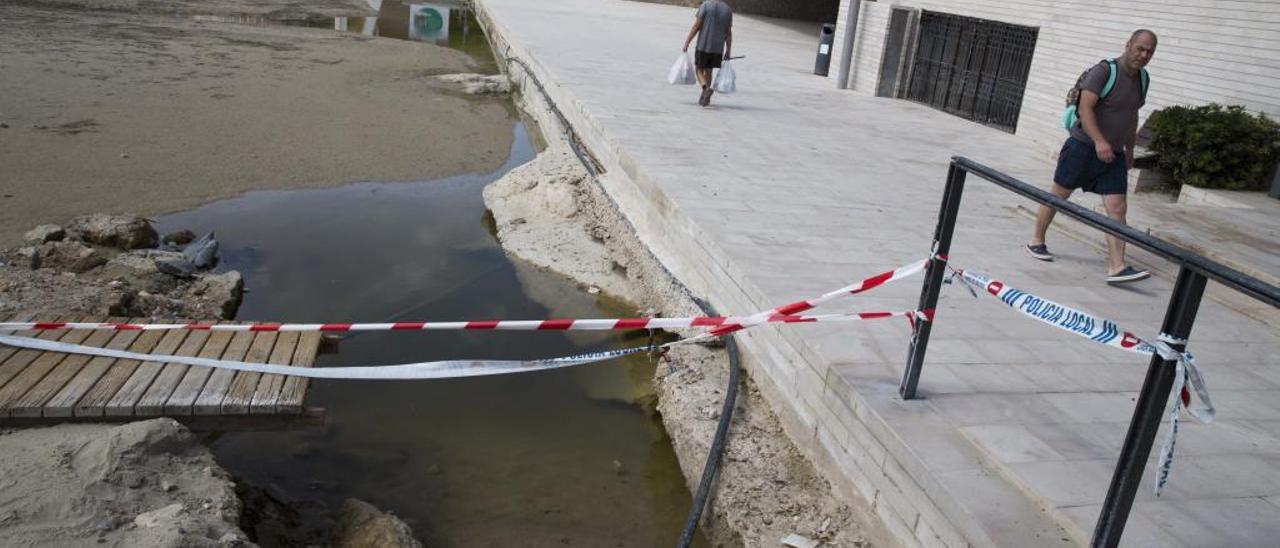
[[1125, 113, 1138, 170], [682, 19, 702, 52], [1078, 91, 1115, 163], [724, 25, 732, 58]]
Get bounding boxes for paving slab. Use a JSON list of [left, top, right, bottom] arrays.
[[474, 0, 1280, 546]]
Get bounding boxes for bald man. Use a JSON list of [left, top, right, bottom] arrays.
[[1028, 29, 1157, 284]]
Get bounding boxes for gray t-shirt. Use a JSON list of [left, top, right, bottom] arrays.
[[1068, 61, 1146, 152], [695, 0, 733, 55]]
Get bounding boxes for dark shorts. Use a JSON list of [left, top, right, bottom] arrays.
[[1053, 137, 1128, 195], [694, 50, 722, 69]]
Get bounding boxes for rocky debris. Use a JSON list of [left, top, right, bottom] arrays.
[[436, 73, 511, 95], [0, 419, 250, 547], [24, 224, 66, 244], [65, 213, 159, 250], [34, 240, 108, 273], [332, 498, 423, 548], [1, 217, 242, 320], [162, 229, 196, 246]]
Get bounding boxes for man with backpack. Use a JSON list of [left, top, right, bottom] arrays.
[[681, 0, 732, 107], [1027, 29, 1158, 284]]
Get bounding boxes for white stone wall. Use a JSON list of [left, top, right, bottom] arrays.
[[832, 0, 1280, 153]]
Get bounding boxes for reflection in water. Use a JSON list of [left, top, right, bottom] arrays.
[[155, 123, 703, 547], [336, 1, 497, 72]]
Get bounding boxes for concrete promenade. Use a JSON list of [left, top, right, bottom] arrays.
[[475, 1, 1280, 546]]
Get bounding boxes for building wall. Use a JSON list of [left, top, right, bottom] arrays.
[[638, 0, 840, 22], [832, 0, 1280, 153]]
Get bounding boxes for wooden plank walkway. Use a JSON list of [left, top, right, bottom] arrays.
[[0, 314, 324, 429]]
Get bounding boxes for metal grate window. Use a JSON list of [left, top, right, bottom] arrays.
[[905, 12, 1038, 133]]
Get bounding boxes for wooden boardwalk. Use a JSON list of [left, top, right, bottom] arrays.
[[0, 314, 324, 429]]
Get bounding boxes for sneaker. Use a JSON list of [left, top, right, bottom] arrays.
[[1025, 243, 1054, 261], [698, 87, 711, 107], [1106, 266, 1150, 284]]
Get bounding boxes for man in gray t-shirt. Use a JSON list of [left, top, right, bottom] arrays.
[[681, 0, 733, 106], [1027, 29, 1157, 285]]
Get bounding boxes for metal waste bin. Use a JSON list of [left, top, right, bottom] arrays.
[[814, 23, 836, 76]]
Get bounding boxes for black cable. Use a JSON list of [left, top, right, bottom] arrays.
[[677, 297, 741, 548], [503, 53, 600, 177]]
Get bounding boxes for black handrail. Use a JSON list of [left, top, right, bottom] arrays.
[[905, 156, 1279, 548], [950, 156, 1280, 307]]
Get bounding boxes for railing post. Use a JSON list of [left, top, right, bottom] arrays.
[[901, 161, 966, 399], [1091, 266, 1207, 547]]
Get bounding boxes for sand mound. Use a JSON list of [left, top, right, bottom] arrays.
[[0, 419, 250, 548]]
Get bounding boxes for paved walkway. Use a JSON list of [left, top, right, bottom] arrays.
[[476, 1, 1280, 546]]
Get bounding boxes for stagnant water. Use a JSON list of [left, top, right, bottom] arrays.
[[154, 10, 707, 546]]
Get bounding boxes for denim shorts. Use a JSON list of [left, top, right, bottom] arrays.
[[1053, 137, 1128, 195]]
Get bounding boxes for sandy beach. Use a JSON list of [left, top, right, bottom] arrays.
[[0, 0, 514, 248]]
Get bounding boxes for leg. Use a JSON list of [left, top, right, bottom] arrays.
[[696, 68, 712, 88], [1102, 193, 1129, 274], [1031, 183, 1074, 245]]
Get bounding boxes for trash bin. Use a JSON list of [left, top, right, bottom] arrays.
[[814, 23, 836, 76]]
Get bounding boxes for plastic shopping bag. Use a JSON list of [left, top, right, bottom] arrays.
[[667, 53, 695, 85], [712, 60, 736, 93]]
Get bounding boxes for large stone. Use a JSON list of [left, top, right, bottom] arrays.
[[183, 271, 244, 319], [24, 224, 66, 245], [38, 241, 107, 273], [96, 252, 179, 293], [65, 214, 158, 250], [331, 498, 423, 548]]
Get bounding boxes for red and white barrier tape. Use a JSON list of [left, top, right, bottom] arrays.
[[0, 311, 922, 334], [0, 260, 929, 381], [707, 258, 929, 338], [952, 268, 1213, 495]]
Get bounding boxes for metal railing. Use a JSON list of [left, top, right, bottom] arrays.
[[901, 156, 1280, 548]]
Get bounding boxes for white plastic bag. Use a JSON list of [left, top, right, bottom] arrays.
[[712, 60, 736, 93], [667, 53, 695, 85]]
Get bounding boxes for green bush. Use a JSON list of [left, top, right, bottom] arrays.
[[1146, 104, 1280, 190]]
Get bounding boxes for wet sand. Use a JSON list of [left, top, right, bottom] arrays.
[[0, 0, 514, 247]]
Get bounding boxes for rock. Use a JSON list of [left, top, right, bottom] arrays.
[[65, 214, 158, 250], [37, 241, 107, 273], [134, 503, 185, 529], [436, 73, 511, 95], [24, 224, 66, 245], [13, 247, 42, 269], [781, 533, 820, 548], [331, 498, 422, 548], [155, 258, 197, 279], [181, 233, 218, 269], [96, 252, 178, 293], [543, 183, 578, 218], [162, 230, 196, 246], [183, 271, 243, 319]]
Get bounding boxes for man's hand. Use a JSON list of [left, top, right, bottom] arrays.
[[723, 51, 731, 60], [682, 43, 689, 52], [1095, 141, 1115, 163]]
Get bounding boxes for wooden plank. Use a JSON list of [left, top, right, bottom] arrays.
[[211, 331, 277, 416], [45, 326, 146, 418], [164, 325, 245, 415], [0, 316, 98, 417], [105, 329, 210, 417], [0, 311, 39, 365], [10, 318, 129, 418], [192, 330, 256, 416], [278, 331, 321, 413], [76, 326, 187, 417], [0, 407, 327, 431], [136, 327, 232, 416], [0, 314, 73, 393], [249, 331, 299, 414]]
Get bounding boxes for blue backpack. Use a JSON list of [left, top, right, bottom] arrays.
[[1061, 59, 1149, 129]]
